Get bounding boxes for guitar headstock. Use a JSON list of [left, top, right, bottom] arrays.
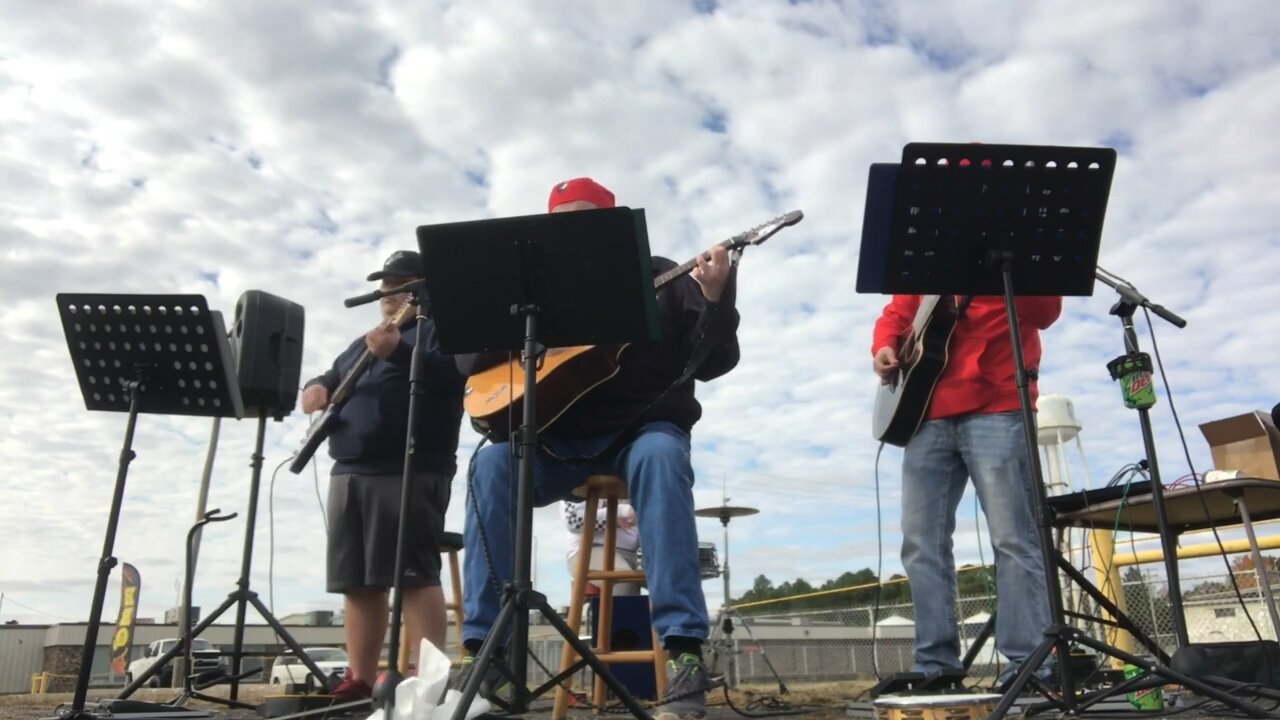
[[727, 210, 804, 250], [388, 296, 417, 325]]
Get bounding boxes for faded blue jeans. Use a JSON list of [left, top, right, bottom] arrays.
[[462, 421, 709, 648], [900, 411, 1052, 680]]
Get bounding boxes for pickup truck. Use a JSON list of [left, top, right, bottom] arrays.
[[125, 638, 224, 687]]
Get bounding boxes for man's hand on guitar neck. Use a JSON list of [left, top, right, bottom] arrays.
[[691, 244, 732, 302], [366, 324, 401, 360], [301, 384, 330, 413], [873, 346, 899, 384]]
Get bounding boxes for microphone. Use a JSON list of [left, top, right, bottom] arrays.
[[343, 289, 383, 308], [343, 279, 428, 308]]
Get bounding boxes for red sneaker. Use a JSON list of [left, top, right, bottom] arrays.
[[330, 669, 373, 703]]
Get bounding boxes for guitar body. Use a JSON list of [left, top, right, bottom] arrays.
[[872, 296, 961, 447], [289, 408, 339, 474], [464, 344, 627, 441]]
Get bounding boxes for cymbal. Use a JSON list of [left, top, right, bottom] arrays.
[[694, 505, 760, 519]]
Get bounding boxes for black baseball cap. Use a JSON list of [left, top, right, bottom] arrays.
[[366, 250, 423, 281]]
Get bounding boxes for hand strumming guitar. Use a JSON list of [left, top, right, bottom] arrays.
[[691, 244, 731, 302], [873, 346, 899, 384]]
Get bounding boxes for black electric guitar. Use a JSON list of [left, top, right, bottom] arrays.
[[871, 295, 966, 447], [288, 299, 415, 474]]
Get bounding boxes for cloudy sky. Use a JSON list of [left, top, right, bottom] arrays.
[[3, 0, 1280, 634]]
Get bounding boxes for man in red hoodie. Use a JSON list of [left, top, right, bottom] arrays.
[[872, 294, 1061, 685]]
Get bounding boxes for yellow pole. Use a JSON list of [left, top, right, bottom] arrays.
[[1112, 535, 1280, 566], [1088, 530, 1135, 666]]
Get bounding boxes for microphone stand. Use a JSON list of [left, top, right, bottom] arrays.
[[343, 278, 429, 710], [1093, 266, 1190, 647]]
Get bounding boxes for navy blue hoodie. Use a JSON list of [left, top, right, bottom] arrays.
[[305, 317, 465, 476]]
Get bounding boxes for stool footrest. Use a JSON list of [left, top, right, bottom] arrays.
[[585, 650, 662, 664], [585, 569, 646, 581]]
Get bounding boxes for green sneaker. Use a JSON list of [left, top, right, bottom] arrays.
[[449, 655, 515, 708], [654, 653, 710, 720]]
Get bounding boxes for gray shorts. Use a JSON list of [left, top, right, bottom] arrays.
[[326, 471, 451, 593]]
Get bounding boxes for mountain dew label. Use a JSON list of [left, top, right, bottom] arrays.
[[1108, 352, 1157, 410], [1124, 662, 1163, 711]]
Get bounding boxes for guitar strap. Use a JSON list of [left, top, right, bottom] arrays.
[[542, 265, 738, 467]]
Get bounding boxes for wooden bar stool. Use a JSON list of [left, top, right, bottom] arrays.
[[440, 530, 466, 659], [552, 475, 665, 719], [396, 530, 467, 673]]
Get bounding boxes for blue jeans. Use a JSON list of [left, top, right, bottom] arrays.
[[463, 421, 709, 648], [900, 412, 1052, 678]]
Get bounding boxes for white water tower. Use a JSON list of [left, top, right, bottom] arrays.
[[1036, 394, 1095, 618], [1037, 394, 1091, 495]]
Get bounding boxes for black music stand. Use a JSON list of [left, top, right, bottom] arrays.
[[53, 293, 329, 715], [417, 207, 659, 720], [53, 294, 242, 720], [856, 144, 1266, 719]]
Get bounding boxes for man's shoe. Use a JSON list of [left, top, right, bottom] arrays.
[[449, 655, 515, 708], [654, 653, 710, 720], [996, 661, 1054, 694], [330, 669, 373, 703]]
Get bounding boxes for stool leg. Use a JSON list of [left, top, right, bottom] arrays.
[[592, 497, 621, 710], [553, 489, 602, 720], [448, 549, 463, 660], [397, 589, 410, 674], [652, 621, 666, 699]]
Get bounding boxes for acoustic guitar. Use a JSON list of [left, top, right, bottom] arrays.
[[288, 298, 415, 474], [871, 295, 964, 447], [464, 210, 804, 442]]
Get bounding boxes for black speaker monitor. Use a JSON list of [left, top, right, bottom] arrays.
[[232, 290, 305, 419]]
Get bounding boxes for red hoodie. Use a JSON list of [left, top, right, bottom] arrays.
[[871, 295, 1062, 420]]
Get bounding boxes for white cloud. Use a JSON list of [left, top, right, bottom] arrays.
[[3, 0, 1280, 636]]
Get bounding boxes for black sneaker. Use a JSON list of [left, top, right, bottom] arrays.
[[654, 653, 710, 720], [448, 655, 515, 709]]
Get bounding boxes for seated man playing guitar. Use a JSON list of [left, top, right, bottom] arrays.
[[872, 294, 1060, 686], [299, 250, 466, 701], [456, 177, 739, 720]]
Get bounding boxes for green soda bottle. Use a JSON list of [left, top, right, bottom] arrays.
[[1107, 352, 1157, 410]]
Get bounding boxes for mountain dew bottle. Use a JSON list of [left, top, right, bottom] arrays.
[[1108, 352, 1157, 410], [1124, 660, 1164, 711]]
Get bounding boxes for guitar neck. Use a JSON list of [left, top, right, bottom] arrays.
[[652, 238, 736, 290], [330, 349, 375, 405], [649, 209, 801, 290], [330, 302, 413, 404]]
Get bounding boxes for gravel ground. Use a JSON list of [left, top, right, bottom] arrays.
[[1, 682, 860, 720]]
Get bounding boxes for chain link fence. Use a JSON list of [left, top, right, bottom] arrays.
[[536, 569, 1280, 693], [697, 571, 1279, 687]]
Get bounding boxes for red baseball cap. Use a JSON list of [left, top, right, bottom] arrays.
[[547, 177, 616, 212]]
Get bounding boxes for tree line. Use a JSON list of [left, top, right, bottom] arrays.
[[732, 564, 997, 613]]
